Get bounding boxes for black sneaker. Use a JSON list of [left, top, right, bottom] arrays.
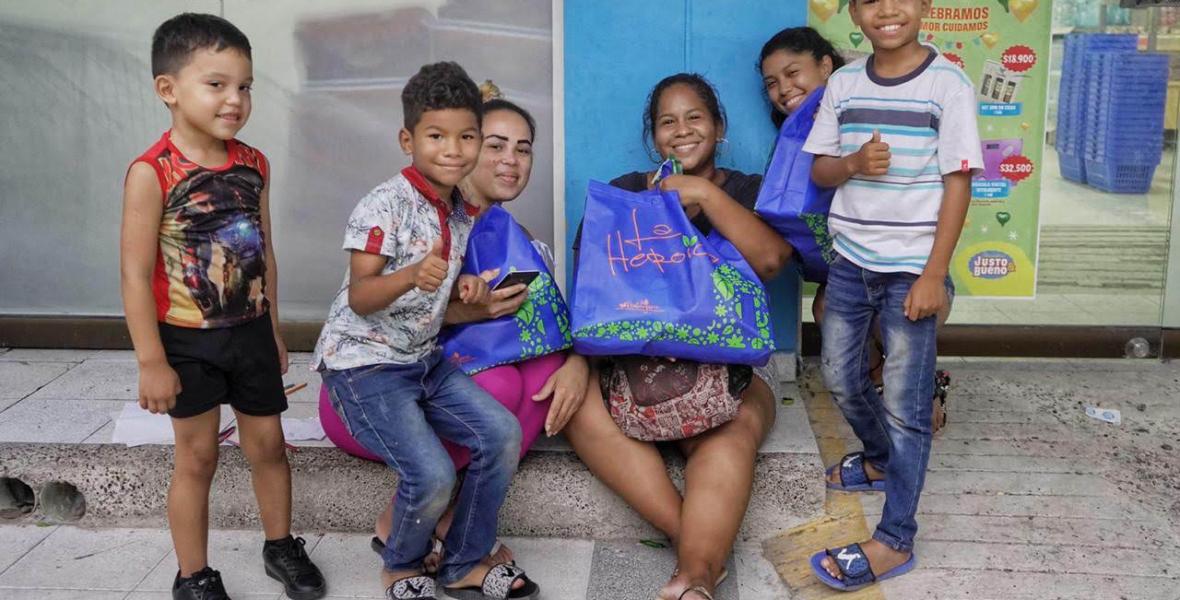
[[263, 535, 326, 600], [172, 567, 231, 600]]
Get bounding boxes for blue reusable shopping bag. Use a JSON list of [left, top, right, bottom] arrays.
[[571, 180, 774, 366], [441, 205, 572, 374], [755, 86, 836, 283]]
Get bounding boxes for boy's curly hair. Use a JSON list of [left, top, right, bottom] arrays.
[[151, 13, 251, 77], [402, 62, 482, 130]]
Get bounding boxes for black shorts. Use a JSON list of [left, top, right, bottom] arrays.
[[159, 315, 287, 419]]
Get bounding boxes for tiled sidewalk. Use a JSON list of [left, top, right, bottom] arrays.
[[0, 347, 807, 599], [767, 357, 1180, 600], [4, 347, 1180, 599], [0, 526, 790, 599]]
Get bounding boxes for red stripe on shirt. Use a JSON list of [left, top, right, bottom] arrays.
[[401, 166, 455, 258]]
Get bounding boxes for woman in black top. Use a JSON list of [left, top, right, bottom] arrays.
[[565, 73, 793, 600]]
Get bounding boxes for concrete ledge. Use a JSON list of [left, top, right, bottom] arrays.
[[0, 442, 824, 542]]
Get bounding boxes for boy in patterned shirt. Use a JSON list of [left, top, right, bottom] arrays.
[[121, 13, 325, 600], [313, 62, 540, 600], [802, 0, 982, 592]]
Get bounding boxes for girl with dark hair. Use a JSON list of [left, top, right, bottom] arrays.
[[565, 73, 793, 600], [759, 26, 845, 128]]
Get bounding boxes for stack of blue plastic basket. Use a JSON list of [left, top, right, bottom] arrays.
[[1056, 33, 1169, 193], [1055, 33, 1138, 184], [1082, 52, 1169, 193]]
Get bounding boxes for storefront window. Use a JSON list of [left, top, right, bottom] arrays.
[[802, 0, 1177, 332], [0, 1, 554, 322]]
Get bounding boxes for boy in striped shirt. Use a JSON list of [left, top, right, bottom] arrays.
[[803, 0, 981, 591]]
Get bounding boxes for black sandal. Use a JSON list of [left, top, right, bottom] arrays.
[[385, 574, 436, 600], [442, 563, 539, 600]]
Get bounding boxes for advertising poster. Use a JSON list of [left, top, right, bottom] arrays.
[[810, 0, 1050, 296]]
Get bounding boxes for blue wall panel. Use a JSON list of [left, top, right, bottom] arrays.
[[564, 0, 807, 354]]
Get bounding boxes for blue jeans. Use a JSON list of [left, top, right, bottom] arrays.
[[820, 255, 949, 552], [322, 351, 521, 585]]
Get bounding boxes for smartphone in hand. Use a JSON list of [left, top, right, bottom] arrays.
[[493, 270, 540, 291]]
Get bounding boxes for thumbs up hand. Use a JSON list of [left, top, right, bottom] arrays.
[[413, 238, 449, 292], [850, 129, 891, 176]]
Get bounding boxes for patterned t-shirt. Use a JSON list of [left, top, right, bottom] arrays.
[[312, 167, 479, 370], [803, 48, 983, 275], [130, 131, 270, 329]]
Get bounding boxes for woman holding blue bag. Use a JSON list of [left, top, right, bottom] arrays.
[[757, 28, 951, 493], [565, 74, 793, 600]]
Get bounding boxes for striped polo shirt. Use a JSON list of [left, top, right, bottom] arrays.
[[803, 48, 982, 275]]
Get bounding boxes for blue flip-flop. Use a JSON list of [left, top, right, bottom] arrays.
[[809, 542, 916, 592], [826, 452, 886, 492]]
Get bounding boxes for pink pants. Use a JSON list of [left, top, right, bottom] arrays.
[[320, 352, 566, 469]]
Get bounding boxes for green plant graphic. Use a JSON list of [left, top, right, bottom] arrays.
[[573, 264, 773, 354], [512, 271, 572, 360], [801, 212, 836, 265]]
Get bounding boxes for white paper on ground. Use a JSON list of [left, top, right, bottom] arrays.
[[1085, 405, 1122, 425], [282, 417, 325, 441], [111, 402, 175, 446]]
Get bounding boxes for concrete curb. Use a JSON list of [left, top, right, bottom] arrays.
[[0, 443, 825, 541]]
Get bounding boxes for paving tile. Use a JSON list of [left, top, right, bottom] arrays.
[[0, 398, 122, 443], [87, 350, 138, 361], [0, 591, 126, 599], [586, 540, 737, 600], [927, 453, 1102, 474], [499, 536, 593, 600], [859, 492, 1162, 522], [0, 349, 100, 362], [0, 362, 72, 400], [29, 360, 138, 400], [733, 542, 793, 599], [760, 406, 819, 455], [81, 420, 117, 444], [84, 404, 239, 446], [137, 530, 320, 597], [905, 514, 1177, 549], [881, 569, 1177, 600], [777, 381, 800, 400], [125, 593, 278, 600], [933, 421, 1085, 443], [304, 532, 386, 598], [931, 438, 1115, 459], [943, 408, 1064, 425], [920, 470, 1121, 497], [0, 397, 22, 415], [0, 524, 57, 575], [0, 526, 172, 590], [281, 362, 322, 404], [903, 539, 1180, 578]]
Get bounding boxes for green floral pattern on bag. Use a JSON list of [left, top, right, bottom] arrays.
[[800, 212, 836, 266], [573, 264, 772, 351], [514, 271, 573, 360]]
